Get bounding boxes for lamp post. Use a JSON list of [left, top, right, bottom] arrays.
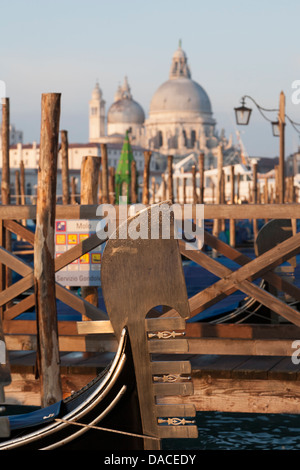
[[234, 92, 286, 203]]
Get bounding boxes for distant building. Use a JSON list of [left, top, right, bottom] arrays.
[[0, 123, 23, 148], [3, 140, 163, 203], [89, 42, 240, 168]]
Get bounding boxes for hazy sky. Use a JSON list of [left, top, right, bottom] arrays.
[[1, 0, 300, 158]]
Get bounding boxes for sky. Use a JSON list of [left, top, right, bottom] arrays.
[[1, 0, 300, 158]]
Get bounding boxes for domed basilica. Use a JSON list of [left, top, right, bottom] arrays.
[[89, 42, 239, 167]]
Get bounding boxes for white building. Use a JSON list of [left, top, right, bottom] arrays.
[[89, 42, 240, 168], [4, 140, 162, 203]]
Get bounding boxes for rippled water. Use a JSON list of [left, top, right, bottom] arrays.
[[163, 412, 300, 450]]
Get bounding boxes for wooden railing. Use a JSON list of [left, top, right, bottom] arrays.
[[0, 203, 300, 353]]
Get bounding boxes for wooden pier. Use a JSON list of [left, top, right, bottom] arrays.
[[1, 202, 300, 417], [1, 93, 300, 441]]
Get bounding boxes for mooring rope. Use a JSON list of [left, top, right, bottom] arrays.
[[54, 418, 160, 441]]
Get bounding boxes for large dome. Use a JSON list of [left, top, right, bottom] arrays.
[[149, 77, 212, 116], [107, 98, 145, 125]]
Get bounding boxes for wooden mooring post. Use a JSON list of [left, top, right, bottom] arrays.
[[167, 155, 174, 202], [229, 165, 235, 247], [131, 160, 137, 204], [60, 130, 70, 205], [199, 152, 204, 204], [80, 156, 101, 314], [34, 93, 62, 407], [142, 150, 151, 204], [101, 143, 109, 204], [1, 97, 12, 294]]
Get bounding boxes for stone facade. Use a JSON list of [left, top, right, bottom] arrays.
[[89, 43, 239, 168]]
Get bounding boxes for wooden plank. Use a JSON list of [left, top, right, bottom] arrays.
[[0, 274, 34, 307], [186, 321, 300, 340], [190, 354, 250, 379], [4, 294, 35, 321], [1, 202, 300, 222], [154, 382, 193, 396], [203, 203, 300, 219], [149, 339, 189, 354], [151, 361, 191, 375], [203, 230, 300, 302], [157, 425, 198, 439], [268, 356, 300, 380], [55, 284, 107, 320], [157, 376, 300, 414], [0, 246, 33, 277], [146, 317, 186, 332], [230, 356, 283, 379], [76, 320, 114, 335], [3, 220, 35, 244], [178, 232, 300, 324], [154, 404, 196, 417], [5, 334, 118, 353], [3, 320, 80, 335], [188, 337, 296, 356]]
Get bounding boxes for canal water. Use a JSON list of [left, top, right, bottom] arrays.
[[163, 412, 300, 450]]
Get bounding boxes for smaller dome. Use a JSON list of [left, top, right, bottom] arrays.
[[108, 98, 145, 125]]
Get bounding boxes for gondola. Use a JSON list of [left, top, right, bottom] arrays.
[[0, 329, 145, 450]]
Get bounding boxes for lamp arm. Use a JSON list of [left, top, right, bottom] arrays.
[[241, 95, 279, 123]]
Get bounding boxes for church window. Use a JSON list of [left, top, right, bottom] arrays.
[[91, 107, 97, 115]]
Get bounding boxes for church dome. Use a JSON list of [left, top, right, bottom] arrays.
[[108, 98, 145, 125], [108, 76, 145, 125], [149, 77, 212, 115], [149, 42, 213, 118]]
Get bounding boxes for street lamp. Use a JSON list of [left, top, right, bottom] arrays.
[[234, 98, 252, 125], [234, 92, 286, 203]]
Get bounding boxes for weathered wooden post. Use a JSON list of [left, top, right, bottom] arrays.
[[167, 155, 174, 203], [20, 160, 26, 205], [60, 130, 70, 205], [98, 169, 102, 204], [252, 161, 258, 240], [34, 93, 62, 407], [1, 98, 10, 206], [142, 150, 151, 204], [101, 143, 109, 204], [230, 165, 235, 247], [199, 152, 204, 204], [108, 166, 115, 205], [275, 165, 279, 203], [183, 175, 186, 204], [15, 170, 20, 205], [70, 176, 77, 204], [213, 145, 223, 239], [151, 176, 156, 203], [192, 165, 197, 203], [236, 173, 240, 203], [80, 155, 101, 313], [1, 98, 11, 292], [131, 160, 137, 203], [161, 173, 166, 201]]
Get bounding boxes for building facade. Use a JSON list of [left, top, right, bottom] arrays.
[[89, 42, 239, 168]]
